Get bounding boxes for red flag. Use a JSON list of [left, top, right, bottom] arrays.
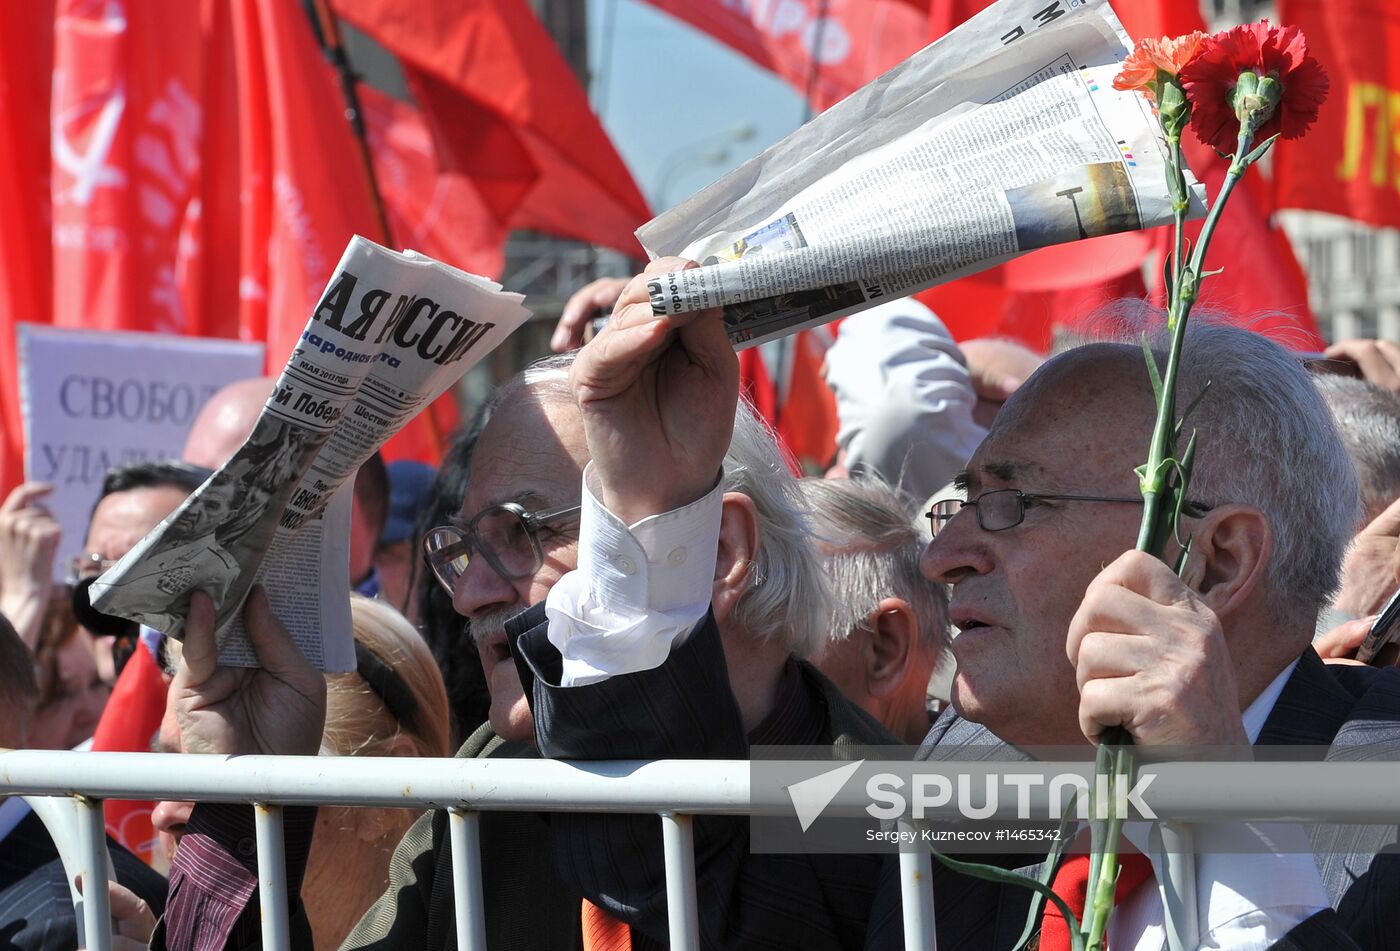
[[229, 0, 387, 367], [91, 643, 168, 864], [642, 0, 928, 111], [50, 0, 207, 337], [0, 0, 54, 495], [1162, 136, 1321, 350], [1, 0, 524, 488], [1108, 0, 1210, 39], [357, 83, 500, 462], [773, 331, 841, 472], [330, 0, 652, 255], [359, 85, 506, 282], [924, 0, 993, 42], [1274, 0, 1400, 231]]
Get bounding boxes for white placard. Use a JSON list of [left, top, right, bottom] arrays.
[[18, 325, 265, 583]]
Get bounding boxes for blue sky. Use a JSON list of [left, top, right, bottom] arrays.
[[586, 0, 807, 213]]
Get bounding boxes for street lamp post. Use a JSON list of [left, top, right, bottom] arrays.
[[651, 121, 758, 209]]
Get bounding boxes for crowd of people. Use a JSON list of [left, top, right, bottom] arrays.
[[3, 268, 1400, 949]]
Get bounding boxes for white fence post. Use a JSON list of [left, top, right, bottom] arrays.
[[661, 811, 700, 950], [897, 819, 936, 951], [254, 803, 290, 951], [75, 795, 112, 951], [449, 808, 488, 951]]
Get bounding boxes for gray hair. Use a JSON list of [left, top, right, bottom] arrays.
[[800, 477, 949, 654], [722, 404, 833, 658], [498, 351, 832, 657], [1314, 374, 1400, 525], [1086, 301, 1360, 619]]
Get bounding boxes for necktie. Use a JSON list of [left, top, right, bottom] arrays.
[[1037, 850, 1153, 951], [581, 898, 633, 951]]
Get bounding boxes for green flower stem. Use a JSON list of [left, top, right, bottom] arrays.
[[1084, 124, 1258, 951], [1084, 748, 1132, 949], [1166, 132, 1188, 323]]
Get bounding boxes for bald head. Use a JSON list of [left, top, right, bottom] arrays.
[[994, 344, 1156, 458], [997, 321, 1357, 622], [184, 377, 276, 467]]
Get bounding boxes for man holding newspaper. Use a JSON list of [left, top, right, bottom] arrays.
[[99, 0, 1399, 948]]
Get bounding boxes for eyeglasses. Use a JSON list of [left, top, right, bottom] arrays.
[[925, 489, 1149, 537], [423, 501, 582, 594], [65, 552, 118, 587]]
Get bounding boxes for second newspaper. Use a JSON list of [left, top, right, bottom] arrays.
[[641, 0, 1206, 347]]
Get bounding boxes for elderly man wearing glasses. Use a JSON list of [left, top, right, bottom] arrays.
[[149, 350, 897, 950], [498, 263, 1400, 951]]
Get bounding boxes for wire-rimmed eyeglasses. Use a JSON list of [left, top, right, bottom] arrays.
[[422, 501, 581, 593], [925, 489, 1154, 537]]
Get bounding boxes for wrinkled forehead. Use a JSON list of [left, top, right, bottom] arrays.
[[968, 344, 1158, 490], [461, 397, 587, 516]]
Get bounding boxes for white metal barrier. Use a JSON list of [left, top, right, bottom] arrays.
[[7, 751, 1400, 951]]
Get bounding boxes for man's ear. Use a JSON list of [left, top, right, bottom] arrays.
[[712, 492, 761, 626], [865, 598, 918, 698], [1177, 504, 1271, 617]]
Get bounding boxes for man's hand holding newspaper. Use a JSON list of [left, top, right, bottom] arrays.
[[171, 589, 324, 757], [571, 259, 738, 525]]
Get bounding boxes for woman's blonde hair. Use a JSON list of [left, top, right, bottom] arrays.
[[323, 596, 451, 759]]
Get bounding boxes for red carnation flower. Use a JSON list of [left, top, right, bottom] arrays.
[[1178, 20, 1329, 155]]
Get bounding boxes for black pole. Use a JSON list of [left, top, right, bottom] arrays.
[[304, 0, 394, 247]]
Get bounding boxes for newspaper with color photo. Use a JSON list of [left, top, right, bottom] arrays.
[[641, 0, 1206, 348], [88, 236, 530, 672]]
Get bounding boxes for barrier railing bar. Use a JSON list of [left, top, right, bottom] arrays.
[[1158, 822, 1198, 951], [254, 803, 290, 951], [16, 751, 1400, 951], [897, 819, 936, 951], [660, 811, 700, 950], [449, 808, 488, 951], [9, 752, 1400, 822], [76, 795, 112, 951]]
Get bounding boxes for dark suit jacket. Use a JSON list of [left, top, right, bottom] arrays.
[[0, 808, 167, 951], [514, 604, 901, 951], [520, 600, 1400, 951]]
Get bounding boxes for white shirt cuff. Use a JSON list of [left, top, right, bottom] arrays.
[[544, 463, 723, 686]]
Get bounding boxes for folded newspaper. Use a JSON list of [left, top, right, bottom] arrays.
[[642, 0, 1207, 347], [88, 237, 531, 671]]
